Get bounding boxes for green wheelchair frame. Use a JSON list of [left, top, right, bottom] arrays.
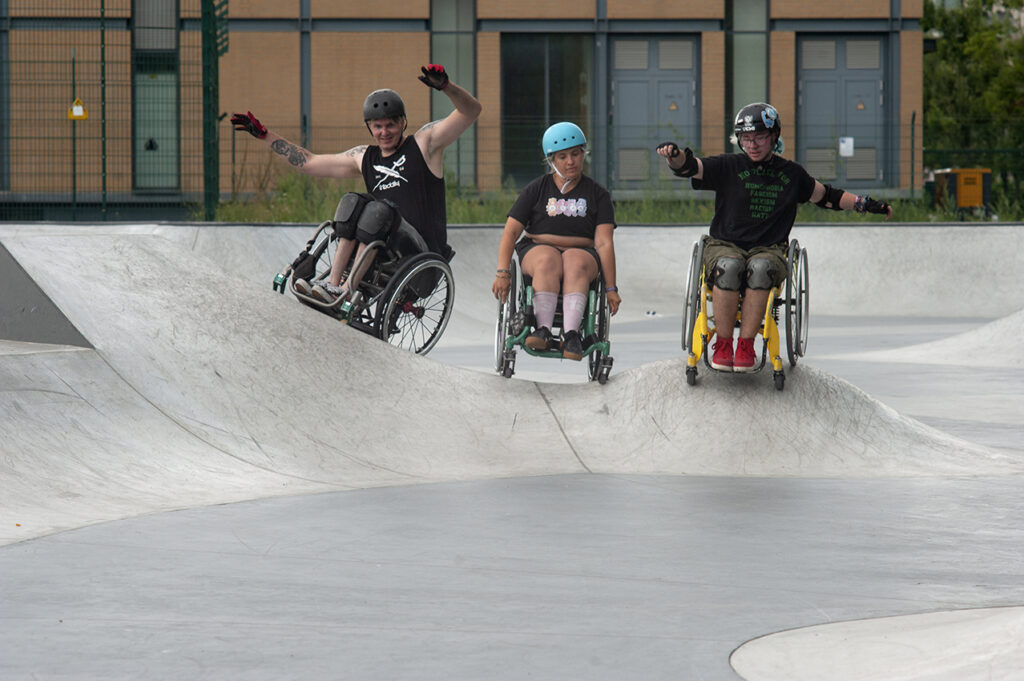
[[495, 255, 614, 384]]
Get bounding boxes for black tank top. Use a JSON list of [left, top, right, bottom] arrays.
[[361, 136, 447, 253]]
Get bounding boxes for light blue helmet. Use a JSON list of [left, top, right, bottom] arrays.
[[542, 122, 587, 156]]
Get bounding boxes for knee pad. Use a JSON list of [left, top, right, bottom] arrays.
[[333, 192, 373, 239], [746, 257, 778, 290], [712, 257, 745, 291], [355, 199, 401, 244]]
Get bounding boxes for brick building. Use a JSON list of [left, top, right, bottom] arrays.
[[1, 0, 923, 218]]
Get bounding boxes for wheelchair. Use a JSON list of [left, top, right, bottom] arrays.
[[681, 236, 809, 391], [494, 251, 614, 384], [272, 198, 455, 356]]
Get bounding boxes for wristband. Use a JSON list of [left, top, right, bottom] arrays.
[[605, 286, 618, 293]]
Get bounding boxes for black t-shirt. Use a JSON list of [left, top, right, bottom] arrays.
[[693, 153, 816, 250], [508, 174, 616, 238], [361, 136, 447, 253]]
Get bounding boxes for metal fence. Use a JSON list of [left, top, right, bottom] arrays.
[[0, 0, 225, 221]]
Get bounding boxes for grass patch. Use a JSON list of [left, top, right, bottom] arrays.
[[212, 172, 1022, 225]]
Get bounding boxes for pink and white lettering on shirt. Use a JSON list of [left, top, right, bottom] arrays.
[[545, 197, 589, 218]]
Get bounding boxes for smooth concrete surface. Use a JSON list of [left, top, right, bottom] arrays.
[[1, 222, 1023, 680]]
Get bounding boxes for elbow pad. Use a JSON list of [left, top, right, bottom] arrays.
[[814, 183, 845, 211]]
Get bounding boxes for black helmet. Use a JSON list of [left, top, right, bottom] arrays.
[[733, 102, 781, 138], [362, 89, 406, 121]]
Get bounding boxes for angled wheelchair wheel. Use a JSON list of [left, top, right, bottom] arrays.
[[587, 286, 613, 384], [681, 238, 704, 353], [784, 240, 810, 367], [374, 253, 454, 355], [494, 259, 521, 377]]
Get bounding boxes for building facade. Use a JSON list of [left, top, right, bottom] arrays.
[[1, 0, 923, 218]]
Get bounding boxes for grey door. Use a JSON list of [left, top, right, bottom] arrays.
[[798, 37, 885, 186], [611, 38, 698, 191]]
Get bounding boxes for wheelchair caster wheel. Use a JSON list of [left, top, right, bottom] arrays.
[[685, 366, 697, 386], [773, 371, 785, 391]]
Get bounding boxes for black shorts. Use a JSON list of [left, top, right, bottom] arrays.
[[514, 238, 602, 271]]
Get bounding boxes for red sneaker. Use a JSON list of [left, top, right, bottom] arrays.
[[734, 337, 756, 372], [711, 338, 733, 370]]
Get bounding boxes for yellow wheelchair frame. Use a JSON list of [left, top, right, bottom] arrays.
[[681, 236, 809, 391]]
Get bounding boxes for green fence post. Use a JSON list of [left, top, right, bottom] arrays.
[[201, 0, 229, 221]]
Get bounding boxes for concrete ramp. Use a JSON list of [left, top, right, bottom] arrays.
[[2, 225, 1022, 546]]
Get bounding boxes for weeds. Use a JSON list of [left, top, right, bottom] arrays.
[[212, 172, 1023, 225]]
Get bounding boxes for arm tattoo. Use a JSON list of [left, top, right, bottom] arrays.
[[344, 145, 368, 158], [270, 139, 308, 168]]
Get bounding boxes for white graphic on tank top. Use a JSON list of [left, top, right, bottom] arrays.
[[372, 154, 408, 191]]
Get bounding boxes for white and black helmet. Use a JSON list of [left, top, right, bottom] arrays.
[[363, 89, 406, 122]]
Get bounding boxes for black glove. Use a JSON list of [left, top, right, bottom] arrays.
[[418, 64, 450, 91], [670, 147, 699, 178], [657, 141, 680, 158], [859, 196, 891, 216], [231, 111, 267, 139]]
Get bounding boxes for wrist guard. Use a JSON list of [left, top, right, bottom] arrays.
[[671, 147, 699, 178]]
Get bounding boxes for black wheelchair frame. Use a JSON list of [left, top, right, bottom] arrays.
[[273, 218, 455, 356]]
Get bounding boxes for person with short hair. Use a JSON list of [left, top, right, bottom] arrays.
[[657, 102, 892, 371], [231, 64, 481, 303]]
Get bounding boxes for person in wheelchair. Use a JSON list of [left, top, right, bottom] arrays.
[[231, 64, 481, 302], [657, 102, 892, 372], [491, 122, 620, 361]]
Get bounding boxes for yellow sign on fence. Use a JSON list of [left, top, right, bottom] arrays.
[[68, 98, 88, 120]]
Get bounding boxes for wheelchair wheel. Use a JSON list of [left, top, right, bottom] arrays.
[[494, 259, 521, 377], [587, 286, 613, 384], [374, 252, 454, 355], [681, 238, 704, 353], [784, 240, 810, 367]]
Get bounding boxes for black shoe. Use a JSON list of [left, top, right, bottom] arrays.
[[562, 330, 584, 361], [525, 326, 554, 351]]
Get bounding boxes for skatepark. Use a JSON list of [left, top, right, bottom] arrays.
[[2, 221, 1023, 680]]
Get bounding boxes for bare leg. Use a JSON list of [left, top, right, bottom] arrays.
[[739, 289, 770, 339], [521, 245, 564, 293], [560, 249, 599, 295], [340, 243, 377, 295], [712, 286, 740, 339], [328, 238, 357, 287]]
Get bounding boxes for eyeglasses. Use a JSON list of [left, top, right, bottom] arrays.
[[739, 133, 772, 147]]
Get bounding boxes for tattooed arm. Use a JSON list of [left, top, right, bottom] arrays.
[[261, 129, 365, 179]]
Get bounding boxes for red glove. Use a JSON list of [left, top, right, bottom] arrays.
[[418, 64, 450, 91], [230, 111, 267, 139]]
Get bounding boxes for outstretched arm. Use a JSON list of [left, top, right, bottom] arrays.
[[413, 65, 483, 174], [809, 181, 893, 220], [656, 142, 703, 180], [230, 111, 364, 180]]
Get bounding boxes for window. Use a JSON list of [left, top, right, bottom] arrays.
[[501, 34, 593, 187], [132, 0, 179, 191]]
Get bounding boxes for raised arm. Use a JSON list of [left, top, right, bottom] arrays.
[[230, 111, 364, 180], [412, 65, 483, 175]]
